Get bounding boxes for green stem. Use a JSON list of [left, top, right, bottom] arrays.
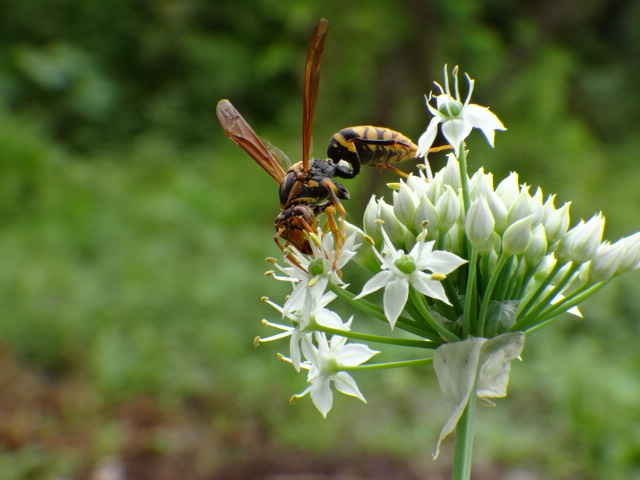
[[346, 357, 433, 371], [515, 262, 579, 330], [317, 325, 437, 349], [329, 284, 432, 338], [462, 248, 479, 337], [521, 281, 606, 333], [515, 261, 564, 318], [457, 144, 471, 214], [452, 376, 477, 480], [409, 287, 460, 343], [477, 252, 509, 336]]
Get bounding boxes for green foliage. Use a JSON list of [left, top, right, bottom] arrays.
[[1, 0, 640, 477]]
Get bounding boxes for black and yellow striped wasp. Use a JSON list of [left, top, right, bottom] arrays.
[[216, 19, 419, 259]]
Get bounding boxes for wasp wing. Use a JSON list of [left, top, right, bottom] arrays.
[[302, 18, 328, 171], [261, 137, 292, 172], [216, 99, 286, 184]]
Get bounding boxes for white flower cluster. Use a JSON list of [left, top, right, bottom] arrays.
[[256, 65, 640, 425], [363, 158, 640, 336]]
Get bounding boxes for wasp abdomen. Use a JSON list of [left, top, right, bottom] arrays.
[[327, 126, 418, 177]]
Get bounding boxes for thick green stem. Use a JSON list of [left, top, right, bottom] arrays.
[[476, 252, 509, 336], [462, 248, 478, 337], [452, 378, 477, 480]]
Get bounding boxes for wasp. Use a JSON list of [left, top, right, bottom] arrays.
[[216, 19, 424, 259], [217, 19, 350, 258]]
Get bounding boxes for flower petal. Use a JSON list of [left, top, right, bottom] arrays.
[[355, 270, 393, 298], [333, 372, 367, 402], [336, 343, 379, 367], [416, 117, 441, 157], [383, 277, 409, 328], [411, 272, 451, 305], [441, 118, 473, 153], [419, 250, 468, 275], [463, 104, 506, 146], [310, 378, 333, 418]]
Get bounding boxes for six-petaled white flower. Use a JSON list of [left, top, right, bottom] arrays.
[[293, 332, 379, 418], [417, 65, 506, 157], [356, 227, 467, 328]]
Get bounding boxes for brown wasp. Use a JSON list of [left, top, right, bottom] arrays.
[[216, 19, 423, 259]]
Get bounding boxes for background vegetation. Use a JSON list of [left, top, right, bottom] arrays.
[[1, 0, 640, 478]]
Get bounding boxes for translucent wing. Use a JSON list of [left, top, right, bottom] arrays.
[[216, 99, 286, 183], [302, 18, 328, 171]]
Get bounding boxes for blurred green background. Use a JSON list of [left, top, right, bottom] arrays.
[[1, 0, 640, 479]]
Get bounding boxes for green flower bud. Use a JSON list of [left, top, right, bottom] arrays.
[[495, 172, 519, 208], [415, 195, 440, 240], [435, 185, 461, 232], [441, 154, 461, 191], [524, 225, 547, 267], [394, 182, 419, 230], [543, 200, 571, 245], [466, 197, 495, 246], [503, 215, 535, 256], [378, 198, 409, 247], [363, 196, 382, 245], [558, 213, 605, 264]]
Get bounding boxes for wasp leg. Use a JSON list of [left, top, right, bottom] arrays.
[[426, 144, 454, 154], [274, 226, 311, 272], [320, 178, 348, 270]]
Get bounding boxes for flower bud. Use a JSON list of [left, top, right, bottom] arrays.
[[542, 198, 571, 245], [378, 198, 409, 247], [466, 197, 495, 246], [394, 181, 419, 229], [495, 172, 519, 209], [588, 242, 620, 283], [441, 153, 461, 191], [507, 185, 533, 225], [435, 185, 461, 232], [524, 224, 547, 267], [469, 168, 493, 198], [415, 195, 440, 240], [485, 190, 508, 233], [503, 215, 535, 256], [558, 213, 605, 264], [363, 196, 382, 245], [405, 173, 430, 198]]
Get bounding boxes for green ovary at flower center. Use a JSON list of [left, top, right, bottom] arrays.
[[309, 258, 324, 276], [439, 100, 462, 117], [394, 254, 417, 275]]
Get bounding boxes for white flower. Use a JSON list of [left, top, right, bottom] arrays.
[[271, 230, 359, 316], [293, 332, 379, 418], [416, 65, 506, 157], [356, 228, 467, 328], [259, 292, 351, 371]]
